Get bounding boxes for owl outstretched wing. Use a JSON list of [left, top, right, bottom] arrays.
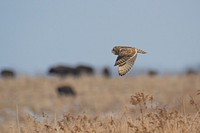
[[118, 54, 137, 76], [114, 56, 130, 66]]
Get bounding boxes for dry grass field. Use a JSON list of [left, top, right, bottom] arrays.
[[0, 74, 200, 132]]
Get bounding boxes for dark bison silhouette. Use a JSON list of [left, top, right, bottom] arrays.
[[147, 70, 158, 76], [1, 69, 16, 78], [48, 64, 94, 77], [186, 69, 199, 75], [48, 65, 76, 77], [75, 65, 94, 76], [102, 67, 111, 77], [57, 85, 76, 96]]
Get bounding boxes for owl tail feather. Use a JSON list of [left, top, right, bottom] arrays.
[[137, 48, 147, 54]]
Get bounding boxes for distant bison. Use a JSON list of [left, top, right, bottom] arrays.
[[102, 67, 111, 78], [48, 64, 95, 77], [1, 69, 16, 78], [186, 69, 199, 75], [57, 86, 76, 96], [48, 65, 76, 77], [147, 70, 158, 76], [75, 65, 94, 76]]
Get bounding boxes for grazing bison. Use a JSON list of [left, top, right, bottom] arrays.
[[147, 70, 158, 76], [1, 69, 16, 78], [48, 65, 76, 77], [75, 65, 94, 76], [57, 86, 76, 96], [102, 67, 111, 78]]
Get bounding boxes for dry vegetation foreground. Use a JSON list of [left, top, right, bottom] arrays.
[[0, 75, 200, 132]]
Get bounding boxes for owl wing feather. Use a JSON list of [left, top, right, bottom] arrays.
[[114, 56, 130, 66], [118, 54, 137, 76]]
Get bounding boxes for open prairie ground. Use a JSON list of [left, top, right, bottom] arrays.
[[0, 75, 200, 132]]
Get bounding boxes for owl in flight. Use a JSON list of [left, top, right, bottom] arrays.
[[112, 46, 146, 76]]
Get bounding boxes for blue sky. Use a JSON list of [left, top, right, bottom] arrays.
[[0, 0, 200, 74]]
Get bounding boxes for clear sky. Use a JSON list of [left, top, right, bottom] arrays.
[[0, 0, 200, 74]]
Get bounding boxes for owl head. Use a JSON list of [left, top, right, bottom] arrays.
[[112, 46, 120, 55]]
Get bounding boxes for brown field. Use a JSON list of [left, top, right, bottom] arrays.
[[0, 75, 200, 132]]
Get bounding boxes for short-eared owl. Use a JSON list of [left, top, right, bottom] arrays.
[[112, 46, 146, 76]]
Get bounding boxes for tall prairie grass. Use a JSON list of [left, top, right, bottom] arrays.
[[0, 75, 200, 132]]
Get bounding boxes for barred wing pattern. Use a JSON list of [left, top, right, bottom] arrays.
[[118, 54, 137, 76], [114, 56, 130, 66]]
